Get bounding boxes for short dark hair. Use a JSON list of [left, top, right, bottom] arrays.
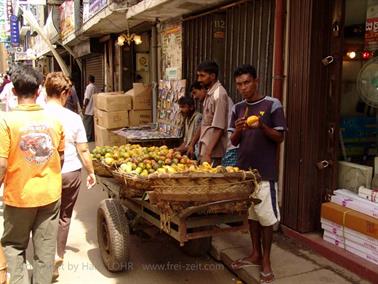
[[197, 61, 219, 78], [178, 95, 195, 106], [11, 66, 42, 98], [233, 64, 257, 79], [88, 75, 95, 83], [190, 81, 205, 91]]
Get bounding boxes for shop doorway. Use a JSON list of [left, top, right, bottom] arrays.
[[338, 0, 378, 190]]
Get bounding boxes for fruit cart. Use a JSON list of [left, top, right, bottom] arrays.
[[92, 144, 259, 272], [95, 170, 258, 273]]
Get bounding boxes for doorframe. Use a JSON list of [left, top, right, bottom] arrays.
[[282, 0, 344, 233]]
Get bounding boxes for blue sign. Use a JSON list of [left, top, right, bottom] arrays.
[[10, 15, 19, 46]]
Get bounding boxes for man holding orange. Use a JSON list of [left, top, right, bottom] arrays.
[[229, 64, 286, 283]]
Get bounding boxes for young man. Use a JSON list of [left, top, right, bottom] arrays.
[[44, 72, 96, 279], [0, 66, 65, 284], [175, 95, 202, 155], [229, 64, 286, 283], [188, 61, 229, 165], [82, 75, 97, 142]]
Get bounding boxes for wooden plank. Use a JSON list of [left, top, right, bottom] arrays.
[[149, 192, 250, 202], [185, 214, 246, 228], [186, 223, 248, 240]]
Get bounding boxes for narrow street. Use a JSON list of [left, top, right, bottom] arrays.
[[0, 172, 239, 284]]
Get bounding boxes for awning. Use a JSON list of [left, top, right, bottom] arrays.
[[62, 0, 227, 46]]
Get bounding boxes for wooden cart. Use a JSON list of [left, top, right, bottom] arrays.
[[96, 175, 250, 272]]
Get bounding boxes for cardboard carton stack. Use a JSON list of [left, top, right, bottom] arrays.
[[125, 83, 153, 127], [94, 92, 131, 146], [321, 187, 378, 265]]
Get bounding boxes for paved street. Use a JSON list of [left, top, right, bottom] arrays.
[[0, 174, 240, 284]]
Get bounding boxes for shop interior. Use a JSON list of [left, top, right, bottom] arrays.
[[339, 0, 378, 189]]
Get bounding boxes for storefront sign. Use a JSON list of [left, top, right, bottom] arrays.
[[15, 50, 34, 61], [16, 0, 46, 5], [60, 0, 75, 38], [365, 0, 378, 50], [83, 0, 107, 23], [9, 15, 19, 46]]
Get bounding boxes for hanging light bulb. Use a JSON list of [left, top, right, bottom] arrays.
[[133, 34, 142, 45], [116, 34, 125, 46], [346, 51, 357, 59]]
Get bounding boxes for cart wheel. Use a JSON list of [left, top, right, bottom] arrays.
[[97, 199, 130, 272], [181, 236, 212, 257]]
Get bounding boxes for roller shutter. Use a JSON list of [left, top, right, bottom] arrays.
[[85, 55, 104, 92]]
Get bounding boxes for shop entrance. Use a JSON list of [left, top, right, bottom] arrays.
[[283, 0, 377, 233], [338, 0, 378, 189]]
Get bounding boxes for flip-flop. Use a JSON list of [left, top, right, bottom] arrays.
[[231, 258, 261, 270], [260, 271, 275, 283]]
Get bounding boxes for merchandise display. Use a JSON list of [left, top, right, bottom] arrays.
[[331, 189, 378, 218], [157, 80, 186, 137]]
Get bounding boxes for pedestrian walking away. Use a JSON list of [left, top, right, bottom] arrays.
[[44, 72, 96, 280], [0, 65, 65, 284], [229, 64, 287, 284]]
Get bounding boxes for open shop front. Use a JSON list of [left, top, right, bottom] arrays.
[[283, 0, 378, 281]]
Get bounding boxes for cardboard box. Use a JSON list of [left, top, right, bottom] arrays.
[[125, 83, 152, 110], [94, 108, 129, 129], [95, 124, 126, 146], [94, 92, 132, 112], [321, 202, 378, 239], [128, 109, 152, 127]]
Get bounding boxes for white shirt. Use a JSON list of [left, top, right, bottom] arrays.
[[45, 103, 88, 173], [36, 86, 47, 107], [83, 83, 97, 115], [0, 82, 17, 111]]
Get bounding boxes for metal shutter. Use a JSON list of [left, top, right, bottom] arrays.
[[183, 0, 275, 103], [85, 55, 104, 92]]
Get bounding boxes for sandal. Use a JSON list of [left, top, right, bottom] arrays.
[[260, 271, 275, 283], [231, 257, 261, 270]]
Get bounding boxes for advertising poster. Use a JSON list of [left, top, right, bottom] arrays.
[[60, 0, 75, 38]]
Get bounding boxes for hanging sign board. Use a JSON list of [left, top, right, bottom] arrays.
[[10, 15, 19, 46], [365, 0, 378, 51]]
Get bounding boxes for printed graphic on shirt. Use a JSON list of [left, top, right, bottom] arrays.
[[19, 124, 54, 164]]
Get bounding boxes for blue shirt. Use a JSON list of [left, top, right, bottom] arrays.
[[229, 96, 287, 181]]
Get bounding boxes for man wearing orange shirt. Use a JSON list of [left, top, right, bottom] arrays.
[[0, 66, 65, 284]]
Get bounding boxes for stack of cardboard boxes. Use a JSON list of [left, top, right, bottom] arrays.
[[126, 83, 153, 127], [94, 92, 130, 146], [94, 83, 153, 146]]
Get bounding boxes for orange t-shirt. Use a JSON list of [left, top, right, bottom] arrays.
[[0, 104, 65, 207]]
